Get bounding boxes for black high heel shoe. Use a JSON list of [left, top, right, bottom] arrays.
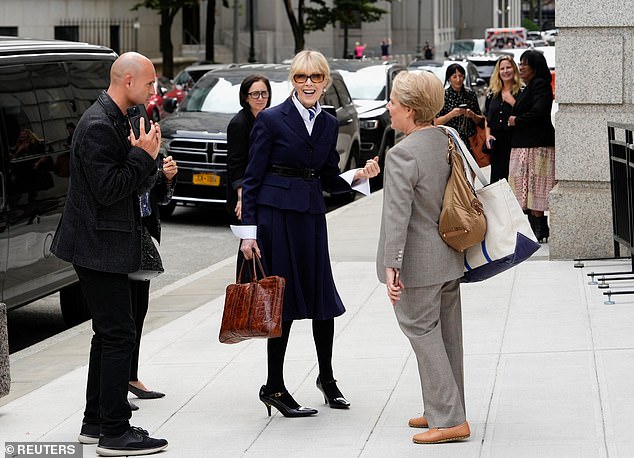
[[128, 383, 165, 399], [316, 376, 350, 409], [258, 385, 318, 418]]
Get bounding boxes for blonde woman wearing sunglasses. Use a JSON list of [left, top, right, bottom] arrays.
[[238, 50, 379, 418]]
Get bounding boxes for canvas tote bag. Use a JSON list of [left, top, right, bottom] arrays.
[[440, 127, 541, 282]]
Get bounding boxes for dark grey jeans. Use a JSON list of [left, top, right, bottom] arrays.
[[75, 265, 136, 436]]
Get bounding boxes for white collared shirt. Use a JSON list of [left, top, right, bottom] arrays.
[[292, 93, 321, 135]]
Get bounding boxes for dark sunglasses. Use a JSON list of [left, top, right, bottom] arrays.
[[248, 90, 269, 99], [293, 73, 325, 84]]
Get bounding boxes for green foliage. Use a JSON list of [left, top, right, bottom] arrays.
[[521, 18, 540, 31], [304, 0, 389, 32], [131, 0, 198, 13]]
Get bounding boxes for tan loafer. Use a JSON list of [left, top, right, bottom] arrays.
[[413, 421, 470, 444], [408, 416, 429, 428]]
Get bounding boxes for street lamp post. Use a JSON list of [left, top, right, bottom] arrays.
[[232, 0, 239, 63], [248, 0, 256, 63], [415, 0, 422, 59], [133, 18, 140, 52]]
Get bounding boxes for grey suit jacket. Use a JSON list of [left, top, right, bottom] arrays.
[[376, 127, 463, 287]]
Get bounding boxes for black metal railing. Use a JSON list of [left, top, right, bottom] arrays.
[[577, 122, 634, 304]]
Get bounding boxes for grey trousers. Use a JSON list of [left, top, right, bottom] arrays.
[[393, 278, 465, 428]]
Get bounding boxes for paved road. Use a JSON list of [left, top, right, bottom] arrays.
[[6, 205, 237, 353]]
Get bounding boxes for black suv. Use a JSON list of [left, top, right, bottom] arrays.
[[0, 37, 116, 325], [159, 64, 360, 215], [328, 60, 407, 186]]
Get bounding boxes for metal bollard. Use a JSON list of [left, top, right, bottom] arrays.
[[0, 302, 10, 398]]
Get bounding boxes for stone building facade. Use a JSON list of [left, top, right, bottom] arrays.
[[550, 3, 629, 259]]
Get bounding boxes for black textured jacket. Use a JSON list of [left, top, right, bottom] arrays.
[[226, 107, 255, 220], [51, 92, 158, 274], [511, 78, 555, 148]]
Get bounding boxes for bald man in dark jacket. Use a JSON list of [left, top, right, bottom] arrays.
[[51, 52, 168, 456]]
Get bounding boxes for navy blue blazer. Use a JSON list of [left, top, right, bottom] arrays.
[[241, 97, 350, 225]]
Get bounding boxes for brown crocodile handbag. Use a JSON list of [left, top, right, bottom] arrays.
[[219, 254, 285, 344]]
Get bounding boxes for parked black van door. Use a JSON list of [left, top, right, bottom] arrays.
[[0, 62, 71, 307]]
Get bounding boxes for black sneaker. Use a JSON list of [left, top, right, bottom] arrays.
[[78, 422, 100, 445], [96, 426, 167, 456]]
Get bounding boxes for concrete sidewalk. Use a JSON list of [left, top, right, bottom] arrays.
[[2, 190, 634, 457]]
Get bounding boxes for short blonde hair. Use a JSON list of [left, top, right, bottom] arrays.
[[289, 49, 332, 91], [391, 71, 444, 124]]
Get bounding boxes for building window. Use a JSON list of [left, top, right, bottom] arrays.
[[54, 26, 79, 42], [0, 27, 18, 37]]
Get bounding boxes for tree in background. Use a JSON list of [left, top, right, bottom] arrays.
[[282, 0, 308, 53], [133, 0, 198, 78], [305, 0, 390, 58], [283, 0, 390, 56], [206, 0, 230, 63]]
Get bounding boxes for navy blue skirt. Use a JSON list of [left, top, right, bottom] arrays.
[[256, 205, 345, 321]]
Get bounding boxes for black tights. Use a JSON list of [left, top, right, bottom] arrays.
[[265, 318, 335, 392]]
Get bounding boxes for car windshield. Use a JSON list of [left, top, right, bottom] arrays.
[[450, 40, 484, 55], [173, 70, 192, 87], [180, 76, 292, 113], [336, 66, 386, 101], [451, 42, 474, 55]]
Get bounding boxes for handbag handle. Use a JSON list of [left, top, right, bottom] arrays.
[[236, 250, 268, 283], [437, 125, 489, 187]]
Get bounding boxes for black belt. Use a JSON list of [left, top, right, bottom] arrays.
[[269, 164, 319, 179]]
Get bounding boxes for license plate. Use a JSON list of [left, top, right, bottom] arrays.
[[192, 173, 220, 186]]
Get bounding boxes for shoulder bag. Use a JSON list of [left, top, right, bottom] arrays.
[[469, 123, 491, 168], [219, 253, 284, 344], [128, 226, 164, 281], [440, 127, 541, 282], [438, 126, 487, 252]]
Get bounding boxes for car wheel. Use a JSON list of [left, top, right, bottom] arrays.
[[60, 283, 91, 327], [151, 107, 160, 122], [159, 201, 176, 218]]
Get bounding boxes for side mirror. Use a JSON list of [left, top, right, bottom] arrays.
[[159, 86, 168, 97], [163, 98, 178, 113], [472, 78, 486, 87], [321, 105, 337, 118], [444, 50, 449, 58]]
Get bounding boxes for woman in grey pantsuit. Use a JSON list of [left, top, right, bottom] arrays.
[[377, 71, 471, 444]]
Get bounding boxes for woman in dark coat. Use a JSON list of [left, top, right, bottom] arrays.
[[508, 50, 555, 242], [239, 50, 379, 418], [226, 74, 271, 223], [128, 154, 178, 403], [484, 55, 522, 182]]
